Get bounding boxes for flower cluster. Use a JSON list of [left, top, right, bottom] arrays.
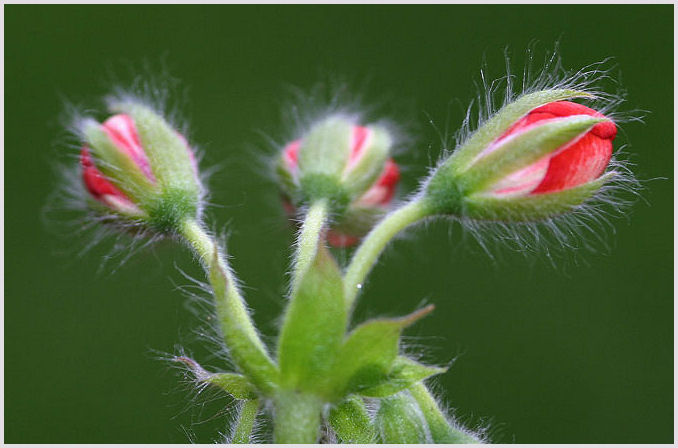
[[63, 65, 634, 444]]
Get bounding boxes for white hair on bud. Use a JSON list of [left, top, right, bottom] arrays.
[[48, 67, 214, 272], [243, 75, 417, 257], [419, 43, 642, 260]]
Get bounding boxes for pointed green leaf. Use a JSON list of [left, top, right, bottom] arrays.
[[360, 356, 447, 398], [375, 390, 431, 443], [278, 245, 347, 394], [331, 306, 434, 398], [464, 172, 613, 221], [329, 396, 377, 443]]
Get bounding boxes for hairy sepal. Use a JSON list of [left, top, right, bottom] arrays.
[[342, 126, 392, 197], [111, 101, 200, 196], [442, 89, 594, 174], [298, 117, 352, 178], [460, 115, 608, 193], [81, 120, 158, 204], [464, 172, 614, 221]]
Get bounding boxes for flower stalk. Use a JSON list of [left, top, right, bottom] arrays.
[[290, 199, 330, 293], [344, 199, 431, 309], [180, 219, 278, 395], [231, 399, 260, 444]]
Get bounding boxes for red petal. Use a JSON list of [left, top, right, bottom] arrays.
[[326, 230, 360, 248], [80, 146, 134, 203], [531, 133, 613, 194], [495, 101, 616, 194], [500, 101, 617, 141], [101, 114, 156, 182], [283, 140, 301, 171], [350, 126, 370, 162]]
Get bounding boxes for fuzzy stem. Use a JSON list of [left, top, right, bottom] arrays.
[[344, 199, 431, 310], [409, 382, 483, 443], [231, 399, 260, 444], [180, 219, 278, 395], [273, 390, 324, 443], [291, 199, 329, 294]]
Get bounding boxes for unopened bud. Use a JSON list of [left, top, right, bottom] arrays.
[[277, 115, 400, 246], [79, 101, 203, 233], [425, 91, 617, 221]]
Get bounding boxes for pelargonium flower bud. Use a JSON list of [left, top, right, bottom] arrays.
[[425, 90, 618, 221], [277, 115, 400, 246], [78, 100, 203, 233]]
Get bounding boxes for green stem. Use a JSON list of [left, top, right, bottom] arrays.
[[409, 382, 483, 443], [231, 399, 260, 444], [291, 199, 329, 294], [180, 219, 278, 395], [273, 390, 324, 443], [344, 199, 431, 310]]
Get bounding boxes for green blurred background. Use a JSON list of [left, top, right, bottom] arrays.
[[5, 5, 673, 443]]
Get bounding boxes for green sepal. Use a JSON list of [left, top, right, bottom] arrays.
[[460, 115, 608, 193], [147, 188, 200, 233], [463, 172, 614, 221], [341, 126, 392, 198], [81, 119, 159, 205], [298, 116, 353, 179], [277, 244, 347, 395], [409, 382, 483, 443], [375, 390, 431, 443], [110, 101, 201, 196], [329, 396, 377, 443], [442, 89, 594, 174], [360, 356, 446, 398], [330, 305, 434, 398], [299, 173, 350, 213]]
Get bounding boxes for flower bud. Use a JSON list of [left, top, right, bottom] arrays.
[[425, 90, 617, 221], [79, 101, 203, 232], [277, 115, 400, 246]]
